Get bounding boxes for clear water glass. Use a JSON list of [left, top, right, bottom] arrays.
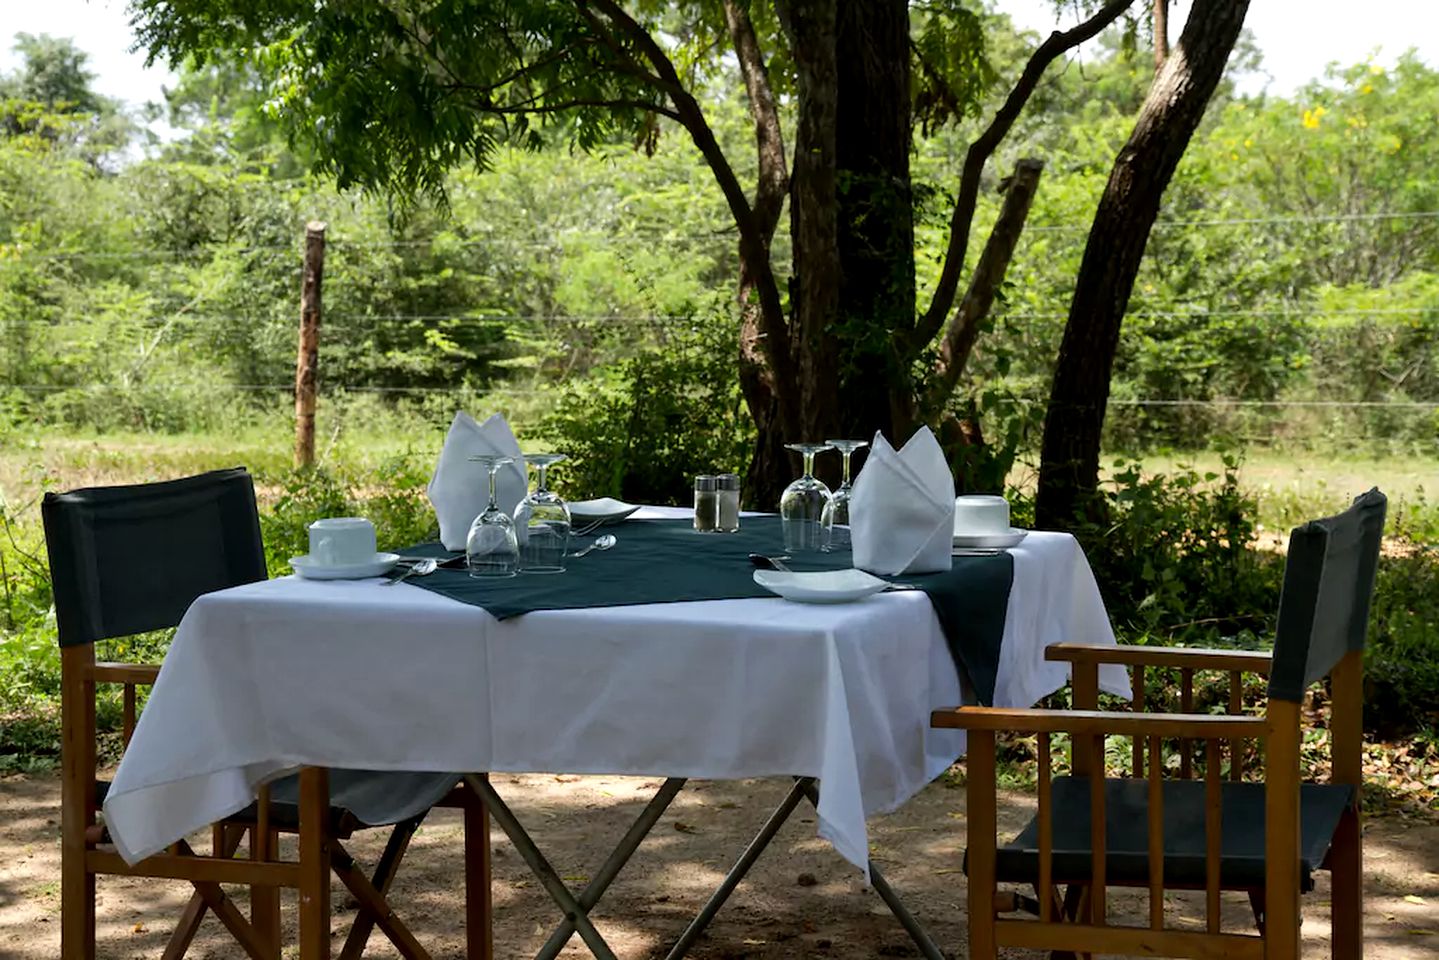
[[465, 455, 520, 578], [821, 439, 867, 552], [514, 453, 571, 573], [780, 442, 833, 552]]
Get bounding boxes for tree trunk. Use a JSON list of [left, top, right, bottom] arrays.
[[1153, 0, 1169, 68], [1035, 0, 1250, 529], [832, 0, 915, 473], [775, 0, 841, 456]]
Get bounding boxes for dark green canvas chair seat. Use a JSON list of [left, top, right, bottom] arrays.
[[973, 777, 1354, 892], [94, 769, 459, 838]]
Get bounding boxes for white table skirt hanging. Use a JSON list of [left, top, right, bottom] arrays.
[[104, 511, 1127, 872]]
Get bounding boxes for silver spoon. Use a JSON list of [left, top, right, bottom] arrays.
[[568, 533, 616, 559], [383, 557, 436, 586]]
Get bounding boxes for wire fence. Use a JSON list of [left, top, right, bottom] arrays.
[[5, 208, 1436, 262]]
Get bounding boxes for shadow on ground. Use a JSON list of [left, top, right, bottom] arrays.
[[2, 770, 1436, 958]]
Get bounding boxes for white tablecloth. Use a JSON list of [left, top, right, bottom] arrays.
[[104, 515, 1127, 873]]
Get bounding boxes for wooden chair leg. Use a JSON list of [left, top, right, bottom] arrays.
[[331, 844, 432, 960], [465, 778, 494, 960], [1329, 804, 1363, 958], [967, 732, 998, 960], [338, 819, 422, 960], [299, 767, 333, 960], [251, 825, 282, 959], [60, 837, 95, 960], [163, 825, 248, 960]]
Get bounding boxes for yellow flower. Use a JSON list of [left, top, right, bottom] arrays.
[[1302, 105, 1328, 129], [1361, 83, 1374, 95]]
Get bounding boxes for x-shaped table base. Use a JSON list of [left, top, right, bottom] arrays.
[[464, 773, 943, 960]]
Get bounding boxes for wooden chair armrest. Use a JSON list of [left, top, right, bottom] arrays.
[[89, 662, 161, 685], [1045, 642, 1272, 675], [931, 705, 1267, 739]]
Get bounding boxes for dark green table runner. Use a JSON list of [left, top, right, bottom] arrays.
[[399, 516, 1014, 705]]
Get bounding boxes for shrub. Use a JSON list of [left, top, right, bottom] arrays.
[[540, 318, 753, 506], [1064, 455, 1281, 643]]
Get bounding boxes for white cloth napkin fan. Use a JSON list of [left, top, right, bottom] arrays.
[[849, 426, 955, 575], [427, 412, 528, 551]]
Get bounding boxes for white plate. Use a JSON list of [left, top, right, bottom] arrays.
[[568, 498, 641, 524], [952, 528, 1028, 550], [753, 568, 889, 604], [290, 552, 401, 580]]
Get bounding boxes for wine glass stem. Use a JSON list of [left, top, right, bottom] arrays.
[[487, 465, 500, 510], [802, 450, 815, 479], [535, 463, 548, 495], [841, 451, 852, 486]]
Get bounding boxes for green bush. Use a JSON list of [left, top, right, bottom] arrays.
[[540, 318, 753, 506], [1065, 455, 1281, 642]]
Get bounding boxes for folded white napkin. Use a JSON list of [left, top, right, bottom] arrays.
[[849, 426, 955, 575], [427, 412, 528, 551]]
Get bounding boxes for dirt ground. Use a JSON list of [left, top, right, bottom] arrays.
[[2, 770, 1436, 959]]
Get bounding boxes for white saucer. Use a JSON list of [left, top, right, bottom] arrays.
[[569, 498, 641, 524], [753, 568, 889, 604], [952, 528, 1028, 550], [290, 552, 401, 580]]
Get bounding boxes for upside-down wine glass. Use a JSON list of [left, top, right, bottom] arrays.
[[465, 455, 520, 578], [779, 442, 833, 553], [514, 453, 571, 573], [820, 439, 867, 552]]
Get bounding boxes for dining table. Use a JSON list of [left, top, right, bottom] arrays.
[[102, 505, 1128, 959]]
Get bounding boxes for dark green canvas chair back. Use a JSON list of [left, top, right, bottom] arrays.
[[1268, 487, 1386, 703], [42, 468, 267, 647]]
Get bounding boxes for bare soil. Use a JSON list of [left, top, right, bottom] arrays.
[[2, 770, 1437, 958]]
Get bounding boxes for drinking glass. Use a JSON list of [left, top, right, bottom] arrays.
[[465, 455, 520, 578], [514, 453, 571, 573], [820, 439, 867, 552], [780, 442, 833, 552]]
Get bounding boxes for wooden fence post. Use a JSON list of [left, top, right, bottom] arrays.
[[294, 221, 327, 468]]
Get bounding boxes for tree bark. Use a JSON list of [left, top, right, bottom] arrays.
[[1153, 0, 1170, 68], [922, 158, 1044, 420], [832, 0, 915, 467], [775, 0, 841, 453], [725, 0, 793, 508], [1035, 0, 1250, 529], [294, 221, 326, 468]]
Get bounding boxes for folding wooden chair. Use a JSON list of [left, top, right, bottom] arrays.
[[43, 467, 469, 960], [933, 487, 1385, 959]]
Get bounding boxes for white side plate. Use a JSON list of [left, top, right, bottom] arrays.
[[952, 528, 1028, 550], [753, 568, 889, 604], [290, 552, 401, 580], [568, 498, 641, 524]]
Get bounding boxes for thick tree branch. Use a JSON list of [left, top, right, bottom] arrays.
[[922, 158, 1043, 419], [579, 0, 796, 416], [913, 0, 1134, 350], [724, 0, 789, 236]]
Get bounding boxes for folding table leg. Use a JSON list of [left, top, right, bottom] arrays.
[[795, 781, 944, 960], [662, 777, 811, 960], [464, 775, 620, 960], [535, 778, 687, 960], [666, 777, 943, 960]]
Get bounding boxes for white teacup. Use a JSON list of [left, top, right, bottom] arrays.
[[953, 495, 1011, 537], [308, 517, 378, 566]]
